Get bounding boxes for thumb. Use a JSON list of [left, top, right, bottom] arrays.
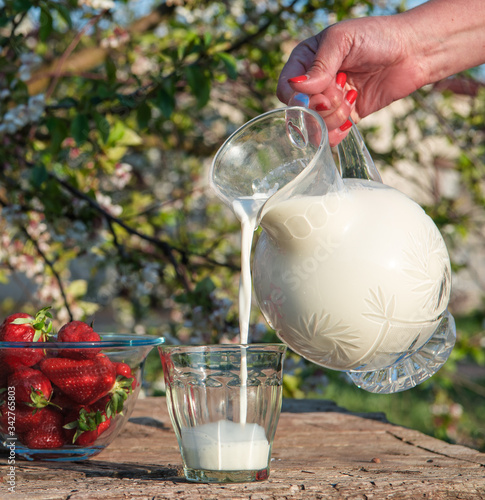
[[285, 27, 350, 95]]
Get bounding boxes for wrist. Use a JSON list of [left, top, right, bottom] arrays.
[[400, 0, 485, 86]]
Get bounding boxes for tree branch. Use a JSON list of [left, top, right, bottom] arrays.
[[49, 172, 192, 292], [27, 3, 176, 96], [0, 199, 74, 320], [45, 10, 110, 101]]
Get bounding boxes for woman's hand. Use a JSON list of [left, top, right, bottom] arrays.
[[277, 15, 424, 145], [277, 0, 485, 145]]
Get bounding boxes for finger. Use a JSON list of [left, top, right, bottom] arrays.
[[320, 89, 358, 132], [277, 39, 320, 104], [287, 92, 337, 117], [309, 94, 333, 116], [278, 34, 341, 103], [278, 64, 308, 104], [283, 26, 351, 97], [321, 74, 346, 109], [328, 127, 352, 148]]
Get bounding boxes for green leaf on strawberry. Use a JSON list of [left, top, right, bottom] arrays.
[[0, 307, 54, 369], [8, 367, 54, 409], [7, 306, 54, 342], [28, 387, 50, 411], [0, 388, 6, 407], [106, 369, 135, 418], [64, 408, 111, 445]]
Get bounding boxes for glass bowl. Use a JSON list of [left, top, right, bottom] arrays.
[[0, 334, 163, 461]]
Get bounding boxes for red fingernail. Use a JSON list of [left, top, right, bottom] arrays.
[[288, 75, 309, 84], [340, 119, 352, 132], [346, 89, 358, 105], [315, 103, 329, 112], [336, 72, 347, 88]]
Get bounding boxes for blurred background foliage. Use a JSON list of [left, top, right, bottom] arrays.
[[0, 0, 484, 451]]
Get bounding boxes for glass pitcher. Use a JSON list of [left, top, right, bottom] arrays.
[[209, 103, 455, 394]]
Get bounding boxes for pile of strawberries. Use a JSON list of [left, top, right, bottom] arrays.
[[0, 308, 137, 449]]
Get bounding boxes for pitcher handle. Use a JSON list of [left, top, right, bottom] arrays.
[[290, 93, 382, 182], [337, 119, 382, 182]]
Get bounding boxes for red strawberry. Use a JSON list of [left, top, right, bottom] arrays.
[[115, 362, 137, 390], [50, 391, 86, 415], [88, 363, 136, 419], [115, 362, 132, 378], [76, 418, 111, 447], [63, 407, 112, 446], [0, 363, 11, 389], [57, 321, 101, 359], [21, 407, 66, 449], [0, 308, 53, 369], [0, 403, 46, 433], [39, 354, 116, 405], [8, 367, 53, 408], [90, 394, 110, 414]]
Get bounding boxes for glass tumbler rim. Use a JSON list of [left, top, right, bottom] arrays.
[[159, 343, 287, 354]]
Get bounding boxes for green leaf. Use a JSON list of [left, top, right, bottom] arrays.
[[217, 53, 238, 80], [105, 56, 117, 85], [136, 101, 151, 130], [13, 0, 32, 12], [203, 32, 212, 47], [155, 88, 175, 119], [51, 3, 72, 28], [194, 277, 216, 295], [32, 330, 43, 342], [56, 97, 78, 108], [63, 420, 78, 430], [71, 113, 90, 145], [39, 6, 53, 42], [119, 127, 142, 146], [107, 120, 125, 145], [46, 116, 68, 154], [93, 112, 110, 143], [184, 65, 211, 109], [10, 318, 32, 325], [31, 164, 49, 189]]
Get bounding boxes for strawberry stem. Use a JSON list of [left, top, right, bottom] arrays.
[[10, 306, 54, 342], [63, 408, 107, 444]]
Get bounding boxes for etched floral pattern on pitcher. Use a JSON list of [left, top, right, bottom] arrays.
[[253, 179, 451, 372]]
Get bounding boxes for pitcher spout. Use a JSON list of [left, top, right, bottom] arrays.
[[209, 106, 343, 224]]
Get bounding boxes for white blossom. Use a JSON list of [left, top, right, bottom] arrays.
[[0, 94, 45, 135], [141, 263, 160, 285], [80, 0, 115, 10], [176, 4, 220, 25], [131, 55, 157, 76], [100, 27, 130, 49], [65, 220, 88, 242], [18, 53, 42, 82], [111, 162, 133, 189], [96, 193, 123, 217]]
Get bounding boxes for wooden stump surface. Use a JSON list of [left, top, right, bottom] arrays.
[[2, 397, 485, 499]]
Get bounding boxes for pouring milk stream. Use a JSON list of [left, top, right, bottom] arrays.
[[232, 196, 266, 425], [178, 196, 270, 472]]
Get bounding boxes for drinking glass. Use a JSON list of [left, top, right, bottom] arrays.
[[159, 344, 286, 483]]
